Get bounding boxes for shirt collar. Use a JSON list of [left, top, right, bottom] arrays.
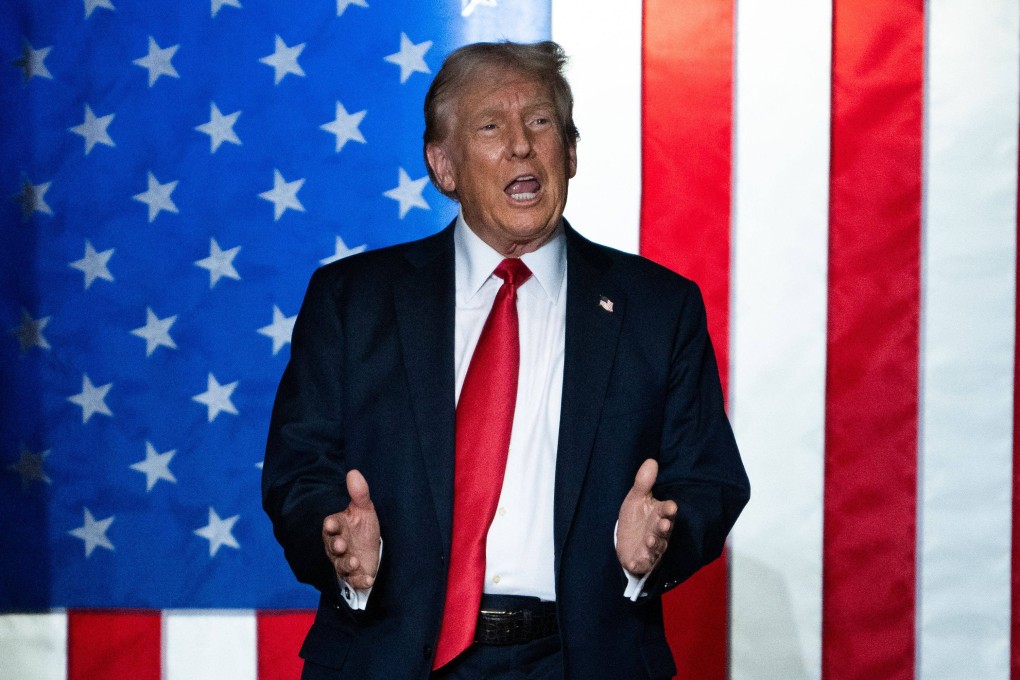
[[454, 211, 566, 303]]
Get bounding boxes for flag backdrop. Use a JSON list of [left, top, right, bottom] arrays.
[[1, 0, 1018, 678]]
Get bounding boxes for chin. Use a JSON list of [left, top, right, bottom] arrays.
[[508, 207, 557, 230], [504, 219, 552, 240]]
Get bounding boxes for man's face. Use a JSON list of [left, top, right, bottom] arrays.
[[426, 69, 577, 256]]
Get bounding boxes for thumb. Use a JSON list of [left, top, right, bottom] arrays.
[[630, 458, 658, 497], [346, 469, 372, 509]]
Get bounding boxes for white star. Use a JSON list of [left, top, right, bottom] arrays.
[[8, 446, 52, 490], [68, 374, 113, 423], [461, 0, 498, 16], [133, 171, 178, 222], [69, 508, 115, 558], [130, 441, 177, 491], [12, 41, 53, 83], [259, 35, 305, 85], [69, 240, 115, 290], [337, 0, 368, 16], [259, 169, 305, 221], [195, 238, 241, 288], [84, 0, 115, 18], [384, 33, 432, 84], [130, 307, 177, 356], [192, 373, 238, 422], [133, 36, 179, 87], [211, 0, 241, 17], [320, 101, 367, 154], [194, 507, 240, 557], [195, 102, 241, 153], [12, 309, 50, 353], [320, 235, 367, 265], [383, 167, 430, 218], [258, 305, 296, 355], [15, 177, 53, 220], [68, 104, 115, 155]]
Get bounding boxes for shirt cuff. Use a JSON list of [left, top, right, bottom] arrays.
[[614, 521, 651, 602], [622, 569, 651, 602], [338, 539, 383, 610]]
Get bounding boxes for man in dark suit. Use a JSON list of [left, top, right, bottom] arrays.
[[263, 40, 749, 679]]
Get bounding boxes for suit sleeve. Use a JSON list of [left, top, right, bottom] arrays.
[[642, 281, 750, 597], [262, 267, 350, 593]]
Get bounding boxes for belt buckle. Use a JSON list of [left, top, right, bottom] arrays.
[[479, 609, 511, 616], [479, 608, 515, 645], [476, 607, 542, 646]]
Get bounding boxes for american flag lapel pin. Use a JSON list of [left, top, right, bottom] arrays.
[[599, 295, 614, 313]]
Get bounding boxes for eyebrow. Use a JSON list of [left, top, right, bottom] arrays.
[[469, 99, 556, 122]]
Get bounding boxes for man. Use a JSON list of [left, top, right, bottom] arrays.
[[263, 40, 749, 679]]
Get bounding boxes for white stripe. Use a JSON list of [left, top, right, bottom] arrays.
[[728, 2, 832, 678], [551, 0, 642, 254], [163, 610, 257, 680], [917, 2, 1020, 678], [0, 612, 67, 680]]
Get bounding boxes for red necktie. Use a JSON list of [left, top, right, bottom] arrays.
[[432, 258, 532, 670]]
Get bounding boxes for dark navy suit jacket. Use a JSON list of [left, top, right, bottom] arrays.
[[262, 222, 749, 679]]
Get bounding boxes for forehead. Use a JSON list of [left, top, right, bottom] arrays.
[[454, 68, 555, 118]]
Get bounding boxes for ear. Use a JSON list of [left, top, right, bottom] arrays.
[[566, 143, 577, 179], [425, 143, 457, 193]]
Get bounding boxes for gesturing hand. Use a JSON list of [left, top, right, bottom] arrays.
[[616, 458, 678, 576], [322, 469, 381, 590]]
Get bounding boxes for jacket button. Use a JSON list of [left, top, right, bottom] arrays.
[[423, 644, 432, 660]]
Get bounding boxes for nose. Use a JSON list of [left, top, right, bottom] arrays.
[[506, 120, 533, 159]]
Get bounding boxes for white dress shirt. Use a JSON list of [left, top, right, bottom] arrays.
[[454, 214, 565, 601]]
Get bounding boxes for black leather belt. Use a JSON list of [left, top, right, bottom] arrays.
[[475, 595, 558, 646]]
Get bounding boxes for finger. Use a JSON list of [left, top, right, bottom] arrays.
[[348, 573, 376, 590], [630, 458, 659, 497], [645, 534, 665, 554], [338, 556, 359, 577], [629, 557, 653, 575], [347, 555, 360, 573], [346, 469, 372, 509], [323, 515, 342, 535], [659, 500, 678, 519], [655, 516, 673, 536], [331, 536, 347, 556]]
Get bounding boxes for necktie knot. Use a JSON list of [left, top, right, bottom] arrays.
[[494, 258, 532, 289]]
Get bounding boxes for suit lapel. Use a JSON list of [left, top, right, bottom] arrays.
[[393, 225, 457, 551], [554, 225, 624, 571]]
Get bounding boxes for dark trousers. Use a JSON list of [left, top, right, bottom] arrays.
[[301, 634, 563, 680], [430, 633, 563, 680]]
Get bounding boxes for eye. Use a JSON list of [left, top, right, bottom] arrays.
[[481, 123, 497, 131]]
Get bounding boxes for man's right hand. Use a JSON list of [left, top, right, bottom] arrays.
[[322, 469, 381, 590]]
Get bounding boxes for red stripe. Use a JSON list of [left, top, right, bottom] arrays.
[[641, 1, 733, 678], [67, 610, 160, 680], [824, 2, 924, 678], [257, 610, 315, 680]]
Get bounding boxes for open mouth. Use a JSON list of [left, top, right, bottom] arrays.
[[505, 175, 541, 201]]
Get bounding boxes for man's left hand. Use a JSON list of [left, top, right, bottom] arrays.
[[617, 458, 678, 576]]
